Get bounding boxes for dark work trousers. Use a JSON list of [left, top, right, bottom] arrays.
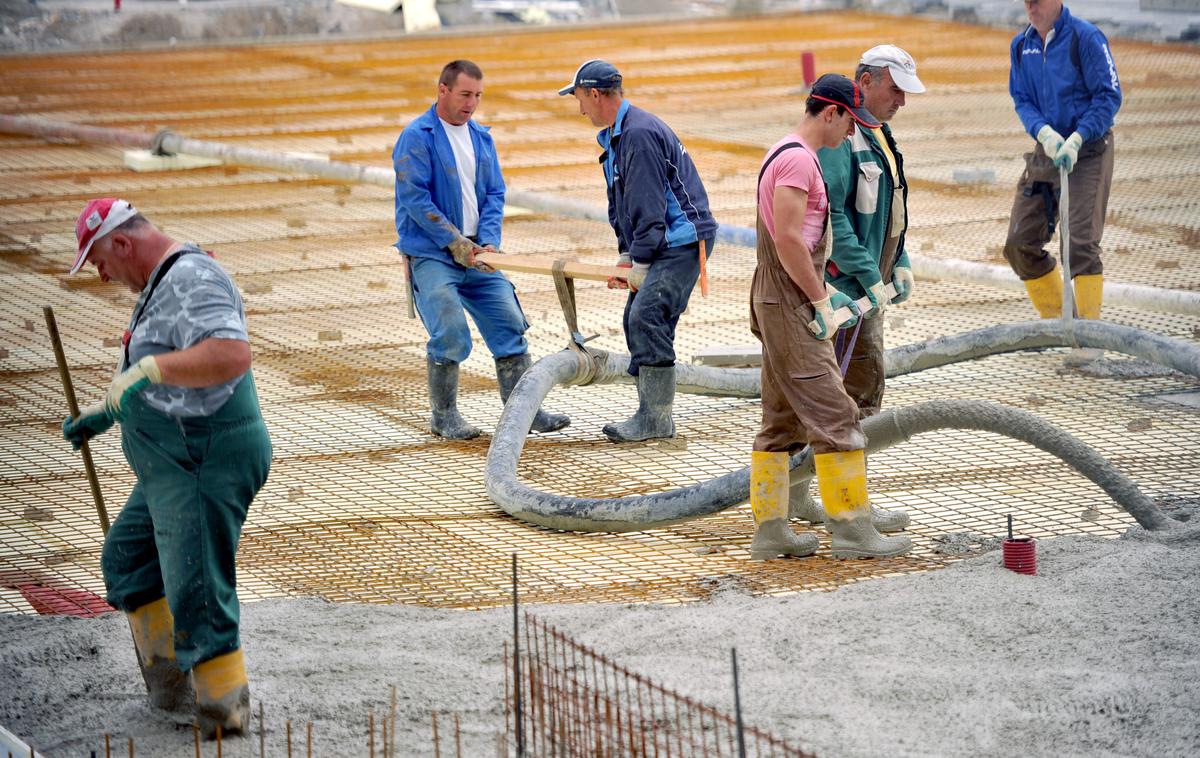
[[102, 373, 271, 672], [751, 215, 864, 455], [835, 231, 900, 419], [1003, 131, 1114, 281], [623, 239, 712, 375]]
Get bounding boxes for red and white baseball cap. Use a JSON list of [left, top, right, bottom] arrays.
[[71, 198, 138, 274]]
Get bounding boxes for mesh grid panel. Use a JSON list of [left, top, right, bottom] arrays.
[[1, 12, 1198, 614]]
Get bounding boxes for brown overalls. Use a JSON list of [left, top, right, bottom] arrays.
[[751, 143, 865, 455]]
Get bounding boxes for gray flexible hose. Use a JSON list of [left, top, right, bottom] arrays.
[[486, 321, 1200, 533]]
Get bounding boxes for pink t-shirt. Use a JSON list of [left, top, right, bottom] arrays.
[[757, 134, 827, 252]]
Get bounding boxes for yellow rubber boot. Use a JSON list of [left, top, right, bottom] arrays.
[[194, 648, 251, 739], [1065, 273, 1105, 365], [815, 450, 911, 559], [1023, 268, 1064, 319], [1073, 274, 1103, 319], [788, 476, 909, 532], [127, 597, 193, 712], [749, 451, 817, 560]]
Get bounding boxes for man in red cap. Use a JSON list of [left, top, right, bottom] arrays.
[[748, 74, 911, 561], [64, 199, 270, 738]]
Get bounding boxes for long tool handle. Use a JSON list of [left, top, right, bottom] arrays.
[[697, 238, 709, 297], [1059, 165, 1074, 324], [806, 282, 899, 335], [474, 251, 629, 283], [43, 305, 110, 534]]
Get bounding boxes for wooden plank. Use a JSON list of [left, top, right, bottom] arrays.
[[474, 252, 623, 283]]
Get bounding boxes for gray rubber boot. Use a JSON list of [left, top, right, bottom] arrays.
[[827, 511, 912, 559], [750, 518, 819, 560], [602, 365, 676, 443], [495, 353, 570, 433], [789, 478, 910, 532], [427, 357, 480, 440]]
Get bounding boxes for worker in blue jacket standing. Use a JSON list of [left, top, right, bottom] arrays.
[[1004, 0, 1121, 364], [560, 60, 718, 442], [394, 60, 568, 439]]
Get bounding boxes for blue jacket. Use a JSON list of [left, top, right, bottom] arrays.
[[392, 104, 505, 263], [598, 101, 717, 264], [1009, 5, 1121, 143]]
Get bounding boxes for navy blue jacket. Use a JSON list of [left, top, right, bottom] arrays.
[[392, 104, 505, 263], [597, 101, 717, 264], [1009, 5, 1122, 143]]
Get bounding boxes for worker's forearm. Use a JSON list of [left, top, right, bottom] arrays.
[[153, 338, 251, 387]]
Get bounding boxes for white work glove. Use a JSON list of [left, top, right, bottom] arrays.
[[862, 280, 888, 318], [809, 290, 861, 341], [1054, 132, 1083, 173], [1037, 125, 1065, 160], [104, 355, 163, 419], [890, 266, 914, 304], [447, 235, 480, 269], [627, 262, 650, 292]]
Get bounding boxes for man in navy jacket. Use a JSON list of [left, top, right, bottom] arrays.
[[394, 60, 568, 439], [1004, 0, 1121, 364], [560, 60, 718, 442]]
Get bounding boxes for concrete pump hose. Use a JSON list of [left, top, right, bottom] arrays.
[[486, 341, 1192, 534]]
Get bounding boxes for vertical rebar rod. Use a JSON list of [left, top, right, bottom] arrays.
[[105, 733, 110, 758], [127, 736, 133, 758], [369, 708, 375, 758], [216, 725, 222, 758], [454, 713, 462, 758], [259, 701, 265, 758], [193, 725, 200, 758], [306, 722, 312, 758], [43, 305, 109, 533], [512, 554, 524, 758], [732, 648, 746, 758], [503, 641, 512, 747], [390, 684, 398, 758], [286, 720, 293, 758], [432, 712, 441, 758]]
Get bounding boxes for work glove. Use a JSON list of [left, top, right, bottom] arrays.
[[862, 280, 888, 318], [607, 252, 632, 290], [890, 266, 914, 304], [1054, 132, 1083, 173], [447, 235, 480, 269], [104, 355, 162, 420], [62, 404, 114, 451], [809, 290, 861, 341], [1036, 125, 1065, 160], [474, 244, 498, 273], [627, 262, 650, 292]]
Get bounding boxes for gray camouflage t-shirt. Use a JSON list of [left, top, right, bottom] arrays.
[[121, 244, 249, 417]]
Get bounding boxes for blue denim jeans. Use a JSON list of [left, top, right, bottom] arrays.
[[623, 239, 714, 375], [410, 256, 529, 364]]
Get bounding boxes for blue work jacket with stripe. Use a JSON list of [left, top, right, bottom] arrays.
[[597, 101, 717, 264], [392, 104, 505, 263], [1009, 5, 1122, 143]]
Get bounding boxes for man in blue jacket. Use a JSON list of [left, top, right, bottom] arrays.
[[394, 60, 568, 439], [1004, 0, 1121, 364], [560, 60, 718, 443]]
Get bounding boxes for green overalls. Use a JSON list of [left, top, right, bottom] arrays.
[[101, 372, 271, 672]]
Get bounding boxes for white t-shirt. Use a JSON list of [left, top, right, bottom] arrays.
[[439, 118, 479, 237]]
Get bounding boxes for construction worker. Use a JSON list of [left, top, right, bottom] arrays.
[[792, 44, 926, 533], [560, 59, 718, 443], [394, 59, 569, 439], [1004, 0, 1121, 364], [749, 75, 911, 561], [61, 198, 270, 737]]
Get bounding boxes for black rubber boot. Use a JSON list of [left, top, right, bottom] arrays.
[[602, 365, 676, 443], [427, 357, 480, 440], [495, 353, 570, 433]]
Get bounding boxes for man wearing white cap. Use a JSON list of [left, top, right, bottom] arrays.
[[798, 44, 925, 533], [62, 199, 270, 739]]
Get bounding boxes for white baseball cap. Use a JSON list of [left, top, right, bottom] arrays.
[[860, 44, 926, 94]]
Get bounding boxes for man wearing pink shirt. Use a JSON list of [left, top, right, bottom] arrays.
[[748, 74, 912, 561]]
